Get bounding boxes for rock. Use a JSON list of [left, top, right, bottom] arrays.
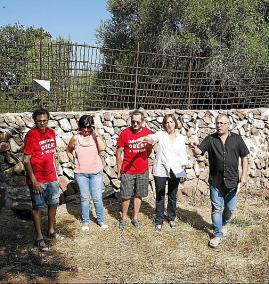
[[63, 168, 74, 179], [181, 187, 193, 197], [69, 118, 78, 130], [59, 119, 72, 132], [111, 179, 121, 189], [14, 162, 24, 174], [104, 112, 114, 121], [9, 138, 22, 152], [182, 179, 198, 193], [197, 180, 208, 195], [105, 156, 116, 167], [58, 151, 69, 163], [0, 142, 10, 152], [104, 166, 117, 179], [114, 119, 126, 127], [56, 137, 67, 150], [0, 131, 11, 142], [59, 175, 69, 192]]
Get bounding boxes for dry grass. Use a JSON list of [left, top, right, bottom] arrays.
[[0, 191, 269, 283]]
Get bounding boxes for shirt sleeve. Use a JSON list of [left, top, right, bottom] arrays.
[[148, 130, 162, 144], [238, 136, 250, 157], [23, 132, 34, 155], [178, 135, 189, 166], [117, 131, 125, 148], [198, 135, 211, 155]]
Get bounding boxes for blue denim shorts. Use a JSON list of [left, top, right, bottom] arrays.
[[29, 181, 60, 208]]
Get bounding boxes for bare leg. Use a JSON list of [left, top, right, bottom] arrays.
[[48, 206, 57, 235], [133, 196, 142, 220], [121, 198, 130, 219], [32, 208, 43, 240]]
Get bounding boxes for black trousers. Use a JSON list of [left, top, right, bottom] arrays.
[[154, 171, 181, 225]]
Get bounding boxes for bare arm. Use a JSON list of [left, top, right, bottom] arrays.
[[136, 135, 154, 144], [93, 130, 106, 152], [116, 147, 124, 178], [66, 135, 77, 161], [23, 154, 41, 193], [240, 156, 248, 187]]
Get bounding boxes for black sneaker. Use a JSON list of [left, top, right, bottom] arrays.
[[119, 219, 128, 230], [131, 219, 141, 228], [34, 239, 49, 252]]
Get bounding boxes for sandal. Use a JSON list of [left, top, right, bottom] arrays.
[[47, 232, 56, 240], [34, 239, 49, 252], [208, 237, 221, 248]]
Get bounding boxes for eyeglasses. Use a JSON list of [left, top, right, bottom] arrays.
[[131, 120, 142, 124], [216, 122, 228, 126], [36, 119, 48, 124]]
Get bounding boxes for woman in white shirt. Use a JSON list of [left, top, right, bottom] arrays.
[[136, 114, 188, 231]]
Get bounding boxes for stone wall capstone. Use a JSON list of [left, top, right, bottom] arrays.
[[0, 109, 268, 210]]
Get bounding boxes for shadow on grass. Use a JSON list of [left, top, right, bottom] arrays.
[[0, 208, 76, 283], [104, 195, 156, 224], [176, 207, 212, 236]]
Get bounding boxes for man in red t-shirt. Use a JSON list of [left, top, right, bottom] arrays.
[[116, 110, 152, 229], [23, 108, 59, 252]]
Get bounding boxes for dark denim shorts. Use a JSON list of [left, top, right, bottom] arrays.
[[29, 181, 60, 208]]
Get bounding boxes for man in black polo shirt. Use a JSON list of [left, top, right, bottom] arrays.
[[190, 114, 249, 248]]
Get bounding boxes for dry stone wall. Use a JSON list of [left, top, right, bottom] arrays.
[[0, 109, 268, 211]]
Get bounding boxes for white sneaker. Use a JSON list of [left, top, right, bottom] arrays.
[[208, 237, 221, 248], [99, 223, 108, 229], [81, 224, 90, 232]]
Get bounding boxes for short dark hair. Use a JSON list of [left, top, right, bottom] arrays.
[[78, 115, 94, 129], [130, 110, 144, 121], [32, 108, 50, 120], [162, 114, 179, 130]]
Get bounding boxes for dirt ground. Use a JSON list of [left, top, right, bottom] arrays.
[[0, 190, 269, 283]]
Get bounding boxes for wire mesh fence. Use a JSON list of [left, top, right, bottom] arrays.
[[0, 41, 268, 113]]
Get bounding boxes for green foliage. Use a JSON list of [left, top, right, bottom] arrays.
[[0, 24, 77, 112], [98, 0, 269, 80]]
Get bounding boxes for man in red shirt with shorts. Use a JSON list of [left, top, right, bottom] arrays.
[[116, 110, 152, 229], [23, 108, 59, 251]]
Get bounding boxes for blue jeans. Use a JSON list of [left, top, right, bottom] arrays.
[[75, 171, 105, 224], [210, 185, 237, 237]]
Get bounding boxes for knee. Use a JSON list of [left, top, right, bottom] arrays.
[[81, 195, 90, 202], [211, 203, 222, 213], [92, 197, 102, 204]]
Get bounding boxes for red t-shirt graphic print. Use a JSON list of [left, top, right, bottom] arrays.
[[24, 127, 57, 184], [117, 127, 152, 174]]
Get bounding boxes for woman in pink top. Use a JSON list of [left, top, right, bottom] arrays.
[[67, 115, 108, 232]]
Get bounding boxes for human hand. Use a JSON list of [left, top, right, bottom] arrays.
[[190, 141, 199, 149], [189, 135, 199, 149], [33, 180, 42, 194], [240, 176, 247, 187]]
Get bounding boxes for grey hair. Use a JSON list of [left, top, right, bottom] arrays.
[[216, 114, 230, 123]]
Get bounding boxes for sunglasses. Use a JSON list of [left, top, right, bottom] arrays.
[[36, 119, 48, 124], [131, 120, 142, 124]]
